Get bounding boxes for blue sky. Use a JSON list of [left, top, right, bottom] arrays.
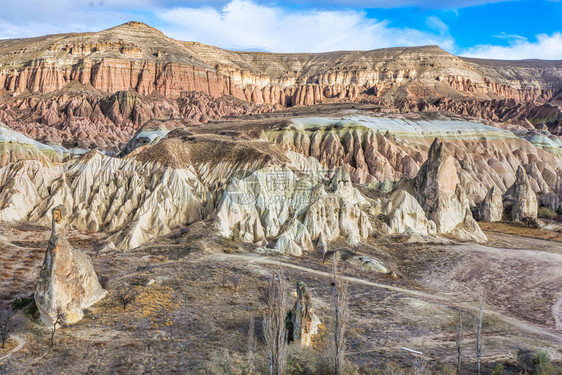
[[1, 0, 562, 59]]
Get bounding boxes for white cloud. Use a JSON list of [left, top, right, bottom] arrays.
[[461, 32, 562, 60], [157, 0, 454, 53]]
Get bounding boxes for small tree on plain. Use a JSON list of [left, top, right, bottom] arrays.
[[262, 267, 288, 375], [248, 311, 257, 373], [0, 304, 18, 349], [456, 309, 463, 375], [332, 255, 349, 375], [474, 288, 485, 375], [49, 307, 66, 349], [115, 285, 138, 310]]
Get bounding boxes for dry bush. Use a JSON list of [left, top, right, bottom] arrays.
[[332, 255, 349, 375], [49, 307, 66, 349], [114, 285, 139, 310]]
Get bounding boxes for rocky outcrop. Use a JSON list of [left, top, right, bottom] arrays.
[[0, 91, 274, 150], [216, 166, 372, 256], [34, 205, 107, 325], [479, 186, 503, 222], [414, 138, 486, 241], [2, 112, 561, 251], [288, 281, 321, 347], [503, 166, 538, 222], [384, 189, 437, 236]]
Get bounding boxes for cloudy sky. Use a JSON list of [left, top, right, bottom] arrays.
[[1, 0, 562, 59]]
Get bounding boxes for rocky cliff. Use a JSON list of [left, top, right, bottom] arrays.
[[1, 22, 562, 149]]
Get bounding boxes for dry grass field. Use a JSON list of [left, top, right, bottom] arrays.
[[0, 221, 561, 374]]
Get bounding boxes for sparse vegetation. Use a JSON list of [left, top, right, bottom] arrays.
[[114, 285, 139, 310], [455, 309, 462, 375], [517, 349, 557, 375], [538, 207, 558, 219], [49, 307, 66, 349], [0, 303, 17, 349], [11, 295, 32, 311]]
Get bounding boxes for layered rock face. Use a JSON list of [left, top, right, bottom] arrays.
[[1, 22, 561, 150], [1, 23, 558, 104], [289, 281, 321, 347], [35, 205, 107, 325], [413, 138, 486, 241], [503, 166, 538, 222], [479, 186, 503, 222], [0, 90, 274, 150]]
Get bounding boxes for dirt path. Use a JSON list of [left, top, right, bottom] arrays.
[[0, 334, 26, 362], [207, 253, 562, 344]]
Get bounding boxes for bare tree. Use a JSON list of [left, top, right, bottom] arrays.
[[49, 307, 66, 349], [0, 304, 17, 349], [115, 285, 138, 310], [456, 309, 463, 375], [474, 288, 485, 375], [262, 267, 288, 375], [248, 311, 257, 373], [332, 255, 349, 375], [220, 272, 240, 292]]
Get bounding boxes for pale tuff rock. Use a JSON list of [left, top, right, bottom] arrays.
[[348, 255, 389, 273], [35, 205, 107, 325], [479, 186, 503, 222], [216, 166, 372, 255], [384, 189, 437, 236], [0, 151, 212, 250], [289, 281, 321, 347], [504, 166, 538, 222], [414, 138, 486, 242]]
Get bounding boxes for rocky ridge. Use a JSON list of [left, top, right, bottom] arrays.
[[1, 22, 562, 150], [0, 109, 558, 251]]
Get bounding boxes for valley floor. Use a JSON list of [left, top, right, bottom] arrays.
[[0, 223, 561, 374]]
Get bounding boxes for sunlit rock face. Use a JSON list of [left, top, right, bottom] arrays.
[[216, 166, 372, 256], [384, 189, 437, 236], [413, 138, 486, 241], [0, 112, 560, 252], [479, 186, 503, 222], [503, 166, 538, 223], [35, 205, 107, 325], [289, 281, 321, 347]]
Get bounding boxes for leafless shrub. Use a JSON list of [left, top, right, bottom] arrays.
[[115, 285, 138, 310], [248, 312, 257, 373], [456, 309, 463, 374], [0, 303, 18, 349], [49, 306, 66, 349], [474, 287, 485, 375], [261, 267, 288, 375], [331, 255, 349, 375]]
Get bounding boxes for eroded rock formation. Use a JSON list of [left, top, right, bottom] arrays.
[[288, 281, 321, 347], [479, 186, 503, 222], [414, 138, 486, 241], [503, 166, 538, 223], [0, 111, 560, 251], [35, 205, 107, 325]]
